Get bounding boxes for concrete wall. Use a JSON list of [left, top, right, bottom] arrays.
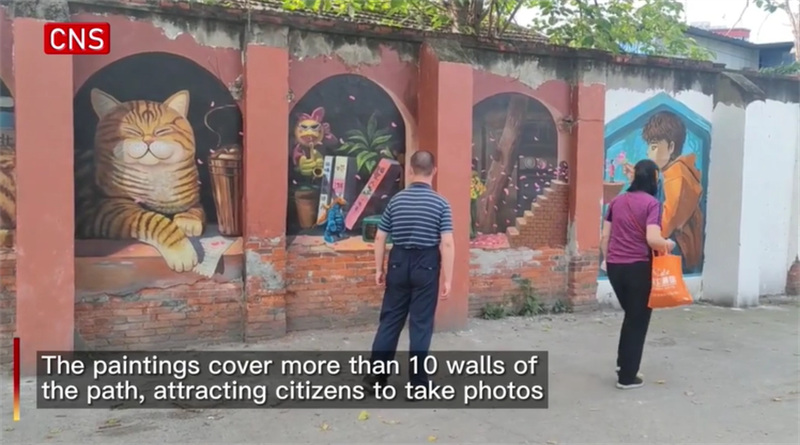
[[705, 74, 800, 306], [0, 0, 798, 367]]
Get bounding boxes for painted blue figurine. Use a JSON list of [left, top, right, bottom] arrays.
[[317, 196, 347, 243]]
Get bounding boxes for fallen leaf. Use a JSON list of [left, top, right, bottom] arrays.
[[320, 422, 331, 431], [105, 418, 120, 425], [772, 397, 782, 402], [381, 419, 400, 425], [4, 427, 14, 432], [655, 380, 666, 384], [428, 435, 437, 442], [358, 410, 370, 421]]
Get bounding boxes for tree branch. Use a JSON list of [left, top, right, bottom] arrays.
[[499, 0, 525, 36], [728, 0, 751, 33]]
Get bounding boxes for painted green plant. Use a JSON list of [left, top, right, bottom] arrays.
[[337, 112, 397, 174]]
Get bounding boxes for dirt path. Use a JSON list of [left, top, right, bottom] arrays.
[[2, 300, 798, 444]]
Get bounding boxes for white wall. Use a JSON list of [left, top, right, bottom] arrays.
[[745, 99, 800, 295], [704, 101, 749, 305]]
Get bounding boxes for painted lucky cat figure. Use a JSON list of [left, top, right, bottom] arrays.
[[74, 88, 205, 272]]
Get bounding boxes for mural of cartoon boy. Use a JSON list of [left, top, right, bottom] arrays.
[[642, 111, 704, 271]]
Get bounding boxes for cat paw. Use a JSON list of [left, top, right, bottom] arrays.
[[174, 213, 204, 237], [159, 239, 198, 273]]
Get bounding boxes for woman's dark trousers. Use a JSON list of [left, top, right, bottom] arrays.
[[606, 261, 653, 384]]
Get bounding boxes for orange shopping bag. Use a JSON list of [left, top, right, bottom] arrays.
[[649, 253, 693, 309]]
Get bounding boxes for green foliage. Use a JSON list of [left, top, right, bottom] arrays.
[[276, 0, 712, 60], [479, 276, 573, 320], [550, 298, 573, 314], [511, 276, 547, 316], [480, 303, 509, 319], [336, 113, 396, 174], [753, 0, 782, 13], [759, 62, 800, 75], [528, 0, 712, 59]]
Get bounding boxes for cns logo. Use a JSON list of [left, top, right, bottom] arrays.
[[44, 23, 110, 55]]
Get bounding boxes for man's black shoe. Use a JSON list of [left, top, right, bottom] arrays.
[[362, 374, 387, 395]]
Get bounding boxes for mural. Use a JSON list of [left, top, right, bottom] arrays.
[[0, 79, 14, 248], [471, 93, 562, 246], [287, 74, 406, 245], [601, 92, 711, 277], [73, 52, 243, 276]]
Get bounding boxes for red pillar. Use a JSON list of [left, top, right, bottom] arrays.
[[14, 18, 75, 374], [566, 81, 606, 309], [418, 43, 472, 331], [242, 44, 290, 340]]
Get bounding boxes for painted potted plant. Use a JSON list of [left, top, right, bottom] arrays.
[[291, 106, 334, 229], [603, 151, 628, 203], [337, 112, 399, 176], [293, 150, 325, 229], [470, 171, 486, 240]]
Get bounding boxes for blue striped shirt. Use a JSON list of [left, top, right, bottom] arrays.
[[378, 182, 452, 248]]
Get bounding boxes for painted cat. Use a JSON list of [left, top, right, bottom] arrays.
[[0, 147, 15, 246], [75, 88, 205, 272]]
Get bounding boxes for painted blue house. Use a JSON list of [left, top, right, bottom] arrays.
[[600, 93, 711, 278]]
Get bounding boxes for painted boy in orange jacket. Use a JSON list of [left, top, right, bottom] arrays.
[[642, 111, 704, 271]]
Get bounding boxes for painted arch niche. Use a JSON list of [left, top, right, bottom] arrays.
[[73, 52, 243, 278], [471, 93, 565, 247], [287, 74, 406, 247], [0, 78, 14, 248]]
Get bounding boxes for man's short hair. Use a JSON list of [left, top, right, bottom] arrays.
[[642, 111, 686, 159], [410, 150, 435, 176]]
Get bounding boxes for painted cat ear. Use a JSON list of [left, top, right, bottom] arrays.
[[310, 107, 325, 121], [90, 88, 121, 118], [163, 90, 190, 118]]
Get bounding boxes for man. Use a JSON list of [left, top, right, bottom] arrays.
[[363, 150, 455, 394]]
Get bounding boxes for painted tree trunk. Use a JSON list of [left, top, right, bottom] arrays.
[[470, 199, 477, 240], [476, 95, 526, 233]]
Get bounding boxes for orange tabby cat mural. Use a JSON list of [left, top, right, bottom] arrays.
[[0, 81, 14, 248], [74, 88, 205, 272]]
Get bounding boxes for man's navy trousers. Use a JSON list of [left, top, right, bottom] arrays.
[[370, 245, 440, 387]]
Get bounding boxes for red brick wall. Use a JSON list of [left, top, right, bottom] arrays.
[[285, 245, 383, 331], [0, 251, 15, 365], [243, 238, 288, 342], [75, 281, 244, 350], [469, 247, 568, 316], [567, 252, 600, 310], [786, 259, 800, 296], [507, 181, 569, 249]]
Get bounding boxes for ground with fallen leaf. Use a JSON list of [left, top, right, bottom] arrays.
[[1, 297, 798, 444]]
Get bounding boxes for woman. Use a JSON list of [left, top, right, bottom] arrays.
[[600, 159, 675, 390]]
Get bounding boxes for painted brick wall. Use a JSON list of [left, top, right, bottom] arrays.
[[0, 252, 15, 365], [469, 247, 568, 316], [75, 281, 244, 350], [507, 181, 569, 249]]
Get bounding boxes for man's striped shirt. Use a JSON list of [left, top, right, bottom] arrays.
[[378, 182, 453, 249]]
